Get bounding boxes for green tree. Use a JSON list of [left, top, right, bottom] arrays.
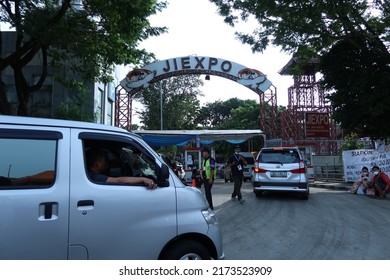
[[321, 33, 390, 139], [218, 99, 260, 129], [0, 0, 167, 116], [339, 133, 365, 153], [195, 97, 244, 128], [209, 0, 389, 57], [209, 0, 390, 137], [133, 75, 204, 130]]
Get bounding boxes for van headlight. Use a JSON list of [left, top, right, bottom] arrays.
[[202, 209, 219, 225]]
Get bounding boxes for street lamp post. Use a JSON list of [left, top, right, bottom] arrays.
[[159, 80, 163, 130]]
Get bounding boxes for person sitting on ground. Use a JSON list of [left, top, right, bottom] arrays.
[[86, 148, 157, 190], [368, 166, 390, 199], [350, 166, 371, 194]]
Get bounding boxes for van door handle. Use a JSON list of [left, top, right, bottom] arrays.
[[77, 200, 94, 210], [39, 202, 58, 221]]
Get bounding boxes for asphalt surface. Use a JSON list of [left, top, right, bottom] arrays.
[[203, 179, 390, 260]]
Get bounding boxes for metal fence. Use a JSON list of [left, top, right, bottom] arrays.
[[313, 164, 345, 182]]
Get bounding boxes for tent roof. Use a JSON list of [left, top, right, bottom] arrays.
[[133, 129, 264, 146]]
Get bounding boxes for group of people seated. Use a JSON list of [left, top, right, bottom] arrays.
[[350, 165, 390, 199]]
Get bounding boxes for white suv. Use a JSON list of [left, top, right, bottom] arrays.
[[252, 147, 309, 200]]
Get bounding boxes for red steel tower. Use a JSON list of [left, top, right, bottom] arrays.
[[279, 57, 339, 155]]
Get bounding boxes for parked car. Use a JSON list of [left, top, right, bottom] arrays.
[[216, 164, 225, 179], [224, 164, 232, 183], [238, 152, 256, 182], [0, 115, 224, 260], [252, 146, 309, 199]]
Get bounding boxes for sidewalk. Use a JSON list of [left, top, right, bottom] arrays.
[[309, 180, 353, 191], [309, 180, 390, 201]]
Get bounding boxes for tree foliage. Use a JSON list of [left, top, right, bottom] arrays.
[[195, 98, 246, 128], [217, 99, 260, 129], [133, 75, 204, 130], [339, 133, 365, 152], [209, 0, 389, 56], [209, 0, 390, 138], [0, 0, 167, 115], [321, 32, 390, 139]]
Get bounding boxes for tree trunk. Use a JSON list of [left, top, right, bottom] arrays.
[[0, 78, 13, 115]]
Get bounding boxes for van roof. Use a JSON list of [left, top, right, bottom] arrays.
[[0, 115, 130, 134]]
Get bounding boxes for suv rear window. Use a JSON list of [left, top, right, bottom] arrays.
[[258, 149, 300, 164]]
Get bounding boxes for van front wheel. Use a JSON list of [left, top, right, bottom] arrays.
[[161, 240, 211, 260]]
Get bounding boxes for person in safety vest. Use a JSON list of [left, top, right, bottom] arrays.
[[201, 146, 216, 210]]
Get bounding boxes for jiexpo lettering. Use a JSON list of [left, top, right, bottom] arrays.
[[306, 113, 329, 125], [163, 57, 232, 73]]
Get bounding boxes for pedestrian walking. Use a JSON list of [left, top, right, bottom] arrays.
[[201, 146, 216, 210], [227, 145, 247, 204]]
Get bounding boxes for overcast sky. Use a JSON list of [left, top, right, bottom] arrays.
[[120, 0, 296, 122]]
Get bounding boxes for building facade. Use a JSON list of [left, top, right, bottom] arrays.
[[1, 31, 117, 125]]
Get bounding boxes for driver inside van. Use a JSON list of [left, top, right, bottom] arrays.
[[86, 148, 157, 190]]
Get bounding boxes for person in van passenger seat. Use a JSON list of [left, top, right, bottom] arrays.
[[86, 148, 157, 190]]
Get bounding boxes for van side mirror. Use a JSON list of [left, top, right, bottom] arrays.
[[158, 163, 170, 187]]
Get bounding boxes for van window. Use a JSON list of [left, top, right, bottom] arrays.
[[0, 138, 56, 189], [83, 139, 159, 184]]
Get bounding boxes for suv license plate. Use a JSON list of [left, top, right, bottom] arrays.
[[271, 171, 287, 177]]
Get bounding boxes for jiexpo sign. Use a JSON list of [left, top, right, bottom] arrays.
[[305, 112, 330, 138], [120, 56, 273, 94]]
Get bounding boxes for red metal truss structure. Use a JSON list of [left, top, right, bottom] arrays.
[[115, 86, 133, 131], [115, 83, 279, 139], [259, 84, 278, 140], [279, 57, 339, 155]]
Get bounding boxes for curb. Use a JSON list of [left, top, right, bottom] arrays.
[[309, 181, 352, 191]]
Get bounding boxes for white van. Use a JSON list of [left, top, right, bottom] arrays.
[[0, 116, 224, 260]]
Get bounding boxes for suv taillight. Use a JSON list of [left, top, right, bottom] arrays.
[[290, 160, 306, 173], [253, 167, 267, 173]]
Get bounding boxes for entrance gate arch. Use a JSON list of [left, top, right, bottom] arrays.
[[115, 56, 278, 138]]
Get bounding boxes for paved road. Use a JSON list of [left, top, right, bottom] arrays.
[[207, 179, 390, 260]]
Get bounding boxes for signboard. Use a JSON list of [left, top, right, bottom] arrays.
[[342, 149, 390, 182], [119, 56, 273, 94], [305, 112, 330, 138]]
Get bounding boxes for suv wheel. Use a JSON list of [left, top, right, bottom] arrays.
[[254, 191, 263, 197]]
